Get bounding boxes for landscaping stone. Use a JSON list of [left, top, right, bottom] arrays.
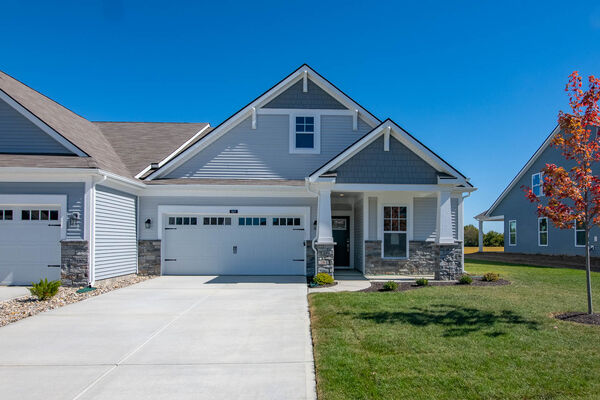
[[0, 274, 154, 328]]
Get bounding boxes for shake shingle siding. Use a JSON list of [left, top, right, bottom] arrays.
[[335, 136, 439, 184], [263, 79, 347, 109]]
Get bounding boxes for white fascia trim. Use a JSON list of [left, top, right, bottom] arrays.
[[134, 124, 211, 179], [257, 108, 355, 116], [143, 184, 315, 197], [332, 183, 476, 193], [156, 205, 311, 240], [145, 65, 381, 180], [0, 194, 68, 240], [0, 89, 87, 157], [484, 125, 560, 218], [309, 121, 471, 186]]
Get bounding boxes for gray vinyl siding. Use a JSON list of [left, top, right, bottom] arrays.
[[0, 182, 85, 239], [166, 114, 372, 180], [368, 197, 377, 240], [263, 79, 347, 109], [335, 136, 439, 184], [414, 197, 437, 241], [0, 99, 73, 154], [94, 185, 137, 280], [451, 198, 458, 240], [354, 197, 364, 271], [139, 196, 318, 240], [490, 143, 598, 255]]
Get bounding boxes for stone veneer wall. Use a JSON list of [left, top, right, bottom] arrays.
[[306, 240, 316, 277], [365, 240, 462, 280], [138, 240, 161, 276], [60, 240, 89, 286]]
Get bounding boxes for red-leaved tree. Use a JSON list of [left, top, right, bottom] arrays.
[[525, 71, 600, 315]]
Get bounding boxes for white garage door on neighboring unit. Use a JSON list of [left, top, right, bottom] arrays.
[[163, 214, 306, 275], [0, 207, 61, 285]]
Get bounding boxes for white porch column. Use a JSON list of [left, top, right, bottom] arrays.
[[316, 187, 334, 244], [478, 220, 484, 252], [437, 189, 454, 245]]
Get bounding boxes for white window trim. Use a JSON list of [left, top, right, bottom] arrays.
[[538, 217, 548, 247], [289, 112, 321, 154], [381, 204, 409, 260], [574, 220, 585, 248], [532, 172, 544, 197], [508, 220, 517, 246]]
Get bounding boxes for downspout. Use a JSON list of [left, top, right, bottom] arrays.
[[305, 179, 319, 275]]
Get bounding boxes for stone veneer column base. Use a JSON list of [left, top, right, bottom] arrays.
[[60, 240, 89, 286], [435, 243, 463, 280], [138, 240, 161, 276], [314, 242, 334, 277]]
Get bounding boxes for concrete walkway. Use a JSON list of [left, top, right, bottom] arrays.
[[0, 286, 29, 301], [0, 276, 316, 400]]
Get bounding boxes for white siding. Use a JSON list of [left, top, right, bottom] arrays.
[[414, 197, 437, 241], [451, 198, 459, 240], [354, 198, 364, 271], [94, 186, 137, 280]]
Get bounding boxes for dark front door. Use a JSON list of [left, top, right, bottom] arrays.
[[332, 216, 350, 267]]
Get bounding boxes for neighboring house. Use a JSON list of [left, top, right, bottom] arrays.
[[476, 126, 598, 256], [0, 65, 475, 286]]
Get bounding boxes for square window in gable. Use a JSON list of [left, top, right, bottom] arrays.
[[290, 114, 320, 154]]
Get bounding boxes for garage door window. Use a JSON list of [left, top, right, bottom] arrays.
[[273, 217, 301, 226], [21, 209, 59, 221], [239, 217, 267, 226], [168, 217, 198, 225], [204, 217, 232, 226], [0, 210, 13, 220]]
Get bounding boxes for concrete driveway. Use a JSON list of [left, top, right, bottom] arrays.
[[0, 286, 29, 301], [0, 276, 315, 400]]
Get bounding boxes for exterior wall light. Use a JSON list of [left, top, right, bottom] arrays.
[[145, 218, 152, 229]]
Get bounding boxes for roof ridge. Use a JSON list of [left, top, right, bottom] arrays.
[[92, 121, 209, 124]]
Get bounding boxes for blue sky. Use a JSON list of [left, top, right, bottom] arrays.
[[2, 0, 600, 232]]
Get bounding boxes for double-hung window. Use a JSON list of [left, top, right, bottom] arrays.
[[290, 114, 320, 154], [508, 220, 517, 246], [538, 217, 548, 246], [532, 172, 544, 197], [383, 206, 408, 258], [575, 221, 586, 247]]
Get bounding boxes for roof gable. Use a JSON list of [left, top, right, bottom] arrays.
[[145, 64, 380, 180], [309, 119, 472, 186], [263, 79, 347, 109], [0, 97, 74, 155], [481, 125, 559, 219]]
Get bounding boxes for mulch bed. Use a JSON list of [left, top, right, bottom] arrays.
[[0, 275, 154, 328], [555, 312, 600, 326], [361, 278, 511, 293]]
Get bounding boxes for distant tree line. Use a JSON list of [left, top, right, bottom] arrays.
[[463, 224, 504, 247]]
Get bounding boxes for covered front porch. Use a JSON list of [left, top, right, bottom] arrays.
[[308, 182, 470, 280]]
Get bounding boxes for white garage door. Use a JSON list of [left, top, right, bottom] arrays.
[[163, 214, 306, 275], [0, 207, 61, 285]]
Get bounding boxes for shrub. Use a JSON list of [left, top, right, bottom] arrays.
[[482, 272, 500, 282], [415, 278, 429, 286], [382, 281, 398, 291], [313, 273, 334, 286], [458, 274, 473, 285], [29, 278, 61, 300]]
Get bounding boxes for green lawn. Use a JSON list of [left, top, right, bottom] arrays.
[[309, 262, 600, 399]]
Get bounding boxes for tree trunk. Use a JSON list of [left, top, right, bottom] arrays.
[[586, 228, 594, 315]]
